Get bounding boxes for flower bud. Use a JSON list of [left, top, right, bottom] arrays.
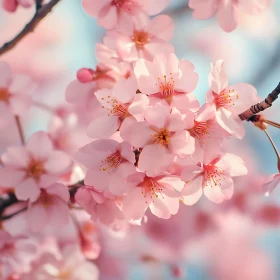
[[77, 68, 94, 83]]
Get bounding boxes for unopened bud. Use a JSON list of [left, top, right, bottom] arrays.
[[77, 68, 94, 83]]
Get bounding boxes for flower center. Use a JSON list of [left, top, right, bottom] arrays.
[[26, 159, 45, 181], [157, 75, 175, 100], [100, 151, 122, 173], [203, 164, 224, 188], [139, 176, 163, 202], [38, 190, 52, 208], [131, 31, 149, 49], [152, 128, 170, 146], [111, 0, 136, 12], [0, 88, 11, 103], [101, 96, 129, 119], [214, 88, 239, 108], [190, 121, 209, 139]]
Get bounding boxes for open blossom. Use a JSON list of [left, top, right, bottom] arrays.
[[75, 186, 124, 227], [0, 62, 35, 116], [0, 131, 72, 202], [206, 59, 259, 139], [82, 0, 170, 29], [76, 139, 136, 193], [121, 171, 184, 222], [26, 183, 70, 232], [122, 103, 195, 176], [180, 140, 247, 204], [104, 14, 174, 62], [134, 53, 199, 112], [87, 76, 149, 138], [188, 0, 272, 32], [22, 245, 99, 280], [2, 0, 33, 12]]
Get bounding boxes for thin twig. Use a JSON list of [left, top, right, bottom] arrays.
[[263, 129, 280, 160], [0, 0, 62, 56], [15, 116, 25, 145], [33, 100, 56, 114]]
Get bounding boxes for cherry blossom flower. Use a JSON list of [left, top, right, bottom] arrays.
[[75, 139, 136, 193], [82, 0, 170, 29], [121, 103, 195, 176], [180, 141, 247, 204], [0, 62, 35, 116], [121, 171, 184, 222], [134, 53, 199, 112], [75, 186, 124, 227], [104, 14, 174, 62], [2, 0, 33, 13], [25, 183, 70, 232], [188, 0, 272, 32], [87, 76, 149, 138], [22, 245, 99, 280], [0, 131, 72, 202], [206, 59, 259, 139]]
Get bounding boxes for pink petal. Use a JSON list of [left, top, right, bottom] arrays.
[[44, 151, 72, 175], [113, 76, 137, 104], [169, 131, 195, 156], [176, 60, 198, 93], [189, 0, 218, 19], [0, 168, 25, 187], [181, 175, 203, 205], [195, 103, 216, 122], [98, 4, 118, 29], [263, 174, 280, 195], [119, 142, 135, 164], [45, 183, 70, 202], [217, 0, 238, 32], [82, 0, 107, 17], [26, 203, 48, 232], [9, 74, 34, 94], [9, 95, 32, 116], [149, 15, 174, 40], [96, 201, 124, 225], [208, 59, 228, 94], [138, 145, 174, 176], [26, 131, 53, 160], [15, 178, 40, 202], [122, 187, 149, 221], [149, 195, 179, 219], [121, 121, 153, 148], [144, 102, 170, 128], [216, 153, 247, 177], [216, 107, 245, 139], [85, 169, 110, 191], [128, 93, 149, 122], [204, 172, 234, 203], [157, 176, 185, 192], [141, 0, 170, 15], [181, 165, 203, 182], [75, 187, 97, 215], [87, 115, 120, 139], [1, 146, 29, 168], [48, 198, 70, 227], [134, 59, 158, 95], [172, 93, 200, 113], [0, 62, 12, 87]]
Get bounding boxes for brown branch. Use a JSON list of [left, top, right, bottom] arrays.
[[239, 82, 280, 121], [15, 116, 25, 145], [0, 0, 62, 56]]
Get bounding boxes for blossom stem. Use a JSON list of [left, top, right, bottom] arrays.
[[15, 116, 25, 145], [263, 119, 280, 129], [263, 129, 280, 160]]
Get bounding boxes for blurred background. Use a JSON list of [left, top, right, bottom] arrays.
[[1, 0, 280, 279]]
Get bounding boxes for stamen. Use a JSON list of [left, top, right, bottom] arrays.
[[190, 121, 210, 139], [215, 88, 239, 108], [26, 159, 45, 181], [152, 128, 170, 146], [140, 176, 164, 203], [100, 151, 122, 173], [156, 74, 175, 99], [0, 88, 11, 103], [204, 164, 224, 188], [131, 31, 149, 49], [102, 96, 128, 119]]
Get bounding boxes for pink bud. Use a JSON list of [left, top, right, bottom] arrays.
[[77, 68, 94, 83]]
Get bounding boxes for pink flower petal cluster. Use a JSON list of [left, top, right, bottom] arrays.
[[189, 0, 272, 32], [82, 0, 170, 29], [0, 62, 35, 116], [0, 131, 72, 202]]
